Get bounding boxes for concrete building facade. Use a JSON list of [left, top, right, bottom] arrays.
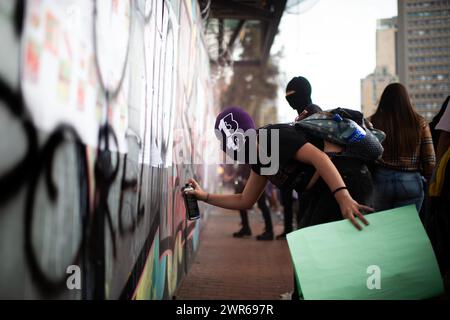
[[398, 0, 450, 120], [361, 17, 399, 117]]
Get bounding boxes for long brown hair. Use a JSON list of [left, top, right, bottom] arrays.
[[370, 83, 421, 158]]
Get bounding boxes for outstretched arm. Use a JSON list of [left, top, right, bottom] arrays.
[[187, 170, 268, 210], [295, 143, 374, 230]]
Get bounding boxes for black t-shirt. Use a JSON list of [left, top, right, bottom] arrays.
[[251, 123, 324, 193]]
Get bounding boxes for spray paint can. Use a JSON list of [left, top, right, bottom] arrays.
[[182, 183, 201, 220]]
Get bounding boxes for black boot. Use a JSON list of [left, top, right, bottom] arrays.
[[233, 227, 252, 238], [256, 230, 274, 241]]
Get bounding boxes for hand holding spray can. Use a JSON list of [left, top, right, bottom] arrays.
[[182, 183, 201, 220]]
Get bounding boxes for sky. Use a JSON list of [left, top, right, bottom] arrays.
[[272, 0, 398, 122]]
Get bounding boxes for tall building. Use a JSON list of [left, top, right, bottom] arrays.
[[398, 0, 450, 120], [361, 17, 398, 117], [361, 68, 398, 117], [377, 17, 398, 76]]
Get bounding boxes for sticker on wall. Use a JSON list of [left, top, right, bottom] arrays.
[[44, 10, 59, 56], [24, 39, 41, 83], [21, 0, 101, 148], [57, 60, 71, 103], [31, 12, 40, 28]]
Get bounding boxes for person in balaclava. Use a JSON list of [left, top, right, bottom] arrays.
[[275, 77, 323, 240], [186, 106, 374, 299], [285, 76, 322, 120], [215, 107, 274, 240], [188, 106, 373, 230], [284, 76, 380, 298], [285, 76, 312, 112]]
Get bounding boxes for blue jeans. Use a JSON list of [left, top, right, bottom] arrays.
[[373, 167, 424, 212]]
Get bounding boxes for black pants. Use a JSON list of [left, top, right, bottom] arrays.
[[297, 192, 311, 227], [292, 157, 374, 299], [235, 183, 251, 231], [258, 192, 273, 233], [280, 189, 294, 233], [238, 209, 250, 230]]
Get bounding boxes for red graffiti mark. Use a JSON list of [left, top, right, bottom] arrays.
[[112, 0, 119, 13], [25, 40, 40, 83]]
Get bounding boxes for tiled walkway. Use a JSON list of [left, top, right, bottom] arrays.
[[175, 208, 450, 300], [176, 208, 294, 300]]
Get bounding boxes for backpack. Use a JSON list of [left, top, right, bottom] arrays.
[[295, 107, 386, 161]]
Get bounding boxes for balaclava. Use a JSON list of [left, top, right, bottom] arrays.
[[214, 107, 256, 162], [285, 76, 312, 112]]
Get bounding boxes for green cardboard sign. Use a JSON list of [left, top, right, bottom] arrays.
[[287, 205, 444, 300]]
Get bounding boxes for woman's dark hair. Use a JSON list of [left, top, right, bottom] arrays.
[[370, 83, 421, 158]]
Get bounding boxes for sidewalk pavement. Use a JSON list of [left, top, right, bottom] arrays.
[[175, 208, 294, 300]]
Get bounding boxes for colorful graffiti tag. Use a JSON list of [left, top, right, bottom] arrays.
[[0, 0, 217, 299]]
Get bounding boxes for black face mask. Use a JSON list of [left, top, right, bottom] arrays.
[[285, 93, 312, 112]]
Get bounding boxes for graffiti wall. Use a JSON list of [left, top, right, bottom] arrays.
[[0, 0, 218, 299]]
